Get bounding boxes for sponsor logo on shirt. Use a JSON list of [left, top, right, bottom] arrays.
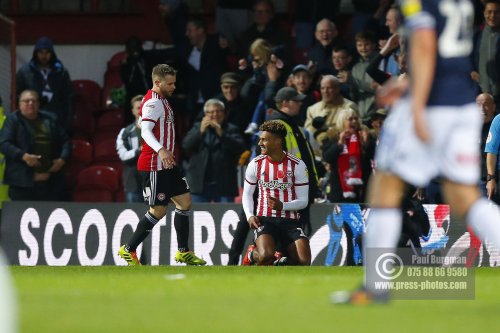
[[258, 179, 292, 190]]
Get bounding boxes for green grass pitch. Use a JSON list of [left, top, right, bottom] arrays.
[[11, 266, 500, 333]]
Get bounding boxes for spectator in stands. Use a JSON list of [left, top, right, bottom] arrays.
[[378, 4, 402, 77], [0, 90, 71, 201], [322, 108, 375, 203], [116, 95, 143, 203], [351, 0, 392, 44], [367, 108, 387, 140], [338, 31, 379, 123], [304, 75, 357, 154], [182, 99, 246, 203], [0, 98, 8, 209], [293, 0, 341, 50], [472, 0, 500, 103], [331, 46, 354, 99], [216, 1, 253, 47], [215, 72, 253, 140], [16, 36, 72, 131], [307, 18, 339, 77], [159, 0, 190, 48], [289, 64, 318, 126], [241, 38, 286, 134], [179, 17, 229, 122], [267, 87, 321, 234], [482, 93, 500, 202], [366, 33, 402, 85], [236, 0, 291, 60]]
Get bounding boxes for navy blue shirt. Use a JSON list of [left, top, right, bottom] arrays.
[[402, 0, 476, 106]]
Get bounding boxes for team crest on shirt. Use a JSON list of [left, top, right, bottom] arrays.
[[157, 193, 166, 201], [277, 170, 285, 179]]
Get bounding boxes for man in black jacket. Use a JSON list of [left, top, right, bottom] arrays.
[[179, 17, 229, 123], [182, 98, 246, 202], [0, 90, 71, 201]]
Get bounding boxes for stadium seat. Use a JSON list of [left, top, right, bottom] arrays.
[[72, 165, 120, 202], [92, 159, 122, 172], [71, 105, 95, 141], [65, 162, 87, 190], [102, 51, 126, 108], [72, 79, 102, 113], [102, 72, 125, 108], [115, 190, 126, 202], [95, 108, 125, 132], [91, 129, 121, 146], [65, 140, 93, 190], [92, 137, 119, 161], [107, 51, 127, 71], [72, 189, 115, 202], [70, 139, 93, 164]]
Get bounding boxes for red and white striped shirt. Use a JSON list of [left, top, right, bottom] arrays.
[[244, 152, 309, 219], [137, 89, 175, 171]]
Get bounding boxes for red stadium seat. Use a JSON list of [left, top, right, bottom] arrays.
[[72, 189, 115, 202], [65, 163, 86, 190], [92, 160, 123, 172], [102, 51, 126, 108], [107, 51, 127, 71], [72, 165, 120, 202], [92, 129, 121, 146], [115, 190, 126, 202], [71, 139, 93, 164], [72, 79, 102, 113], [102, 72, 125, 108], [95, 108, 125, 132], [64, 140, 94, 190], [93, 137, 119, 162], [72, 104, 96, 141]]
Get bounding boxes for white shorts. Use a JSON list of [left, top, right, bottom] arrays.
[[0, 249, 16, 333], [376, 98, 481, 187]]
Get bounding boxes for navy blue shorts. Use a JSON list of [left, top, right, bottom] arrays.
[[254, 216, 307, 246], [141, 166, 190, 206]]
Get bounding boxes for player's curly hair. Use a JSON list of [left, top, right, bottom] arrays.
[[259, 120, 287, 139]]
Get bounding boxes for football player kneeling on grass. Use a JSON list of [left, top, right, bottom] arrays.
[[242, 120, 311, 266]]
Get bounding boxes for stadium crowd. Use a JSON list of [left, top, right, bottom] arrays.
[[0, 0, 498, 208]]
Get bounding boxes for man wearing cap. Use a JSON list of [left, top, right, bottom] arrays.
[[368, 108, 388, 140], [215, 72, 253, 140], [290, 64, 319, 126], [16, 37, 72, 131], [267, 86, 320, 234], [304, 75, 357, 150]]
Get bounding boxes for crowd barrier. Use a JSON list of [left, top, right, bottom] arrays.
[[1, 202, 498, 266]]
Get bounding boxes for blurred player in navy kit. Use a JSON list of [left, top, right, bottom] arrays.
[[118, 64, 206, 266], [333, 0, 500, 303], [242, 120, 311, 266]]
